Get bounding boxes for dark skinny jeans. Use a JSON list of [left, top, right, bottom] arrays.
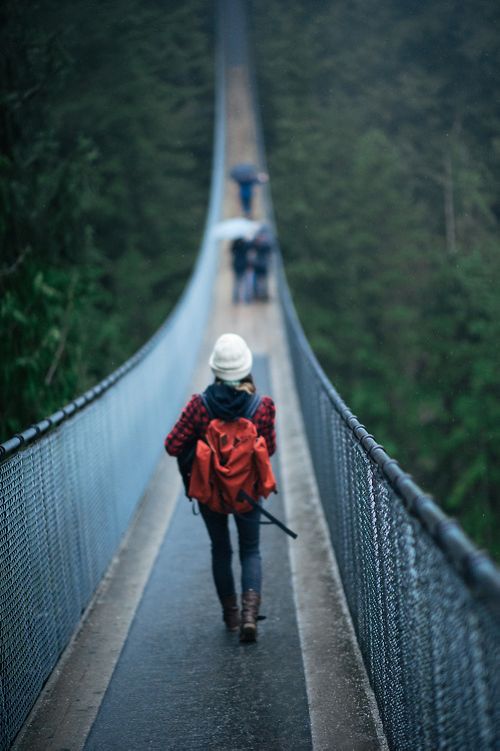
[[199, 502, 261, 599]]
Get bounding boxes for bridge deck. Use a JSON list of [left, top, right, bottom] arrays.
[[12, 4, 385, 749]]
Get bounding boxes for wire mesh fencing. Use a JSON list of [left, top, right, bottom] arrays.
[[0, 42, 225, 751], [276, 257, 500, 750]]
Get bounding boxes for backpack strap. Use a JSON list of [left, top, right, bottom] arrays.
[[243, 392, 261, 419], [199, 392, 213, 419]]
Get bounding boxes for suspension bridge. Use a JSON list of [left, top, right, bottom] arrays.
[[1, 2, 499, 749]]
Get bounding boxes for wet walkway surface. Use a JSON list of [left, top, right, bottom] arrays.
[[84, 358, 313, 750]]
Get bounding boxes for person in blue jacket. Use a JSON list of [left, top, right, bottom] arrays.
[[230, 164, 268, 217]]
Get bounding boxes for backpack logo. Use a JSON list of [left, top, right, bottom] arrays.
[[189, 417, 277, 514]]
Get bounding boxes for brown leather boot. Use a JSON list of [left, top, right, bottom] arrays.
[[240, 590, 261, 642], [221, 594, 240, 632]]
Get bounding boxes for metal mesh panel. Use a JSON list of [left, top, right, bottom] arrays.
[[0, 36, 226, 751], [277, 258, 500, 750]]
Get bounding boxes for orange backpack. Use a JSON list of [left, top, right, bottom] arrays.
[[188, 416, 277, 514]]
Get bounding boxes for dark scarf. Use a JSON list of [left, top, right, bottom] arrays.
[[202, 382, 254, 422]]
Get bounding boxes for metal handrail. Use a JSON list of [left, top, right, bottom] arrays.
[[275, 253, 500, 607]]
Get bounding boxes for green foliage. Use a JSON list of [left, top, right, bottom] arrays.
[[251, 0, 500, 558], [1, 0, 213, 437]]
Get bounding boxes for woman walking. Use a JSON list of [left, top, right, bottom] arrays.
[[164, 333, 276, 642]]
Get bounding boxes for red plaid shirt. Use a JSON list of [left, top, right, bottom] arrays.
[[165, 393, 276, 457]]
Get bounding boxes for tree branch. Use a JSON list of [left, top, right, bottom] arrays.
[[0, 246, 31, 278]]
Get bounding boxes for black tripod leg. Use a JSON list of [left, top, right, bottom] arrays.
[[238, 491, 298, 540]]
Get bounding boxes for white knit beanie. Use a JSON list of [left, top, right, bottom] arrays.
[[209, 333, 253, 382]]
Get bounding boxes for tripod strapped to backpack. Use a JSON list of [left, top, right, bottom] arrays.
[[182, 391, 298, 540], [236, 489, 298, 540]]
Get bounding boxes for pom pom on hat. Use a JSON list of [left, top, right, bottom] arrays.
[[209, 333, 253, 382]]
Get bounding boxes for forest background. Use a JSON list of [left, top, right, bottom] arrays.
[[0, 0, 213, 435], [252, 0, 500, 559], [1, 0, 499, 559]]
